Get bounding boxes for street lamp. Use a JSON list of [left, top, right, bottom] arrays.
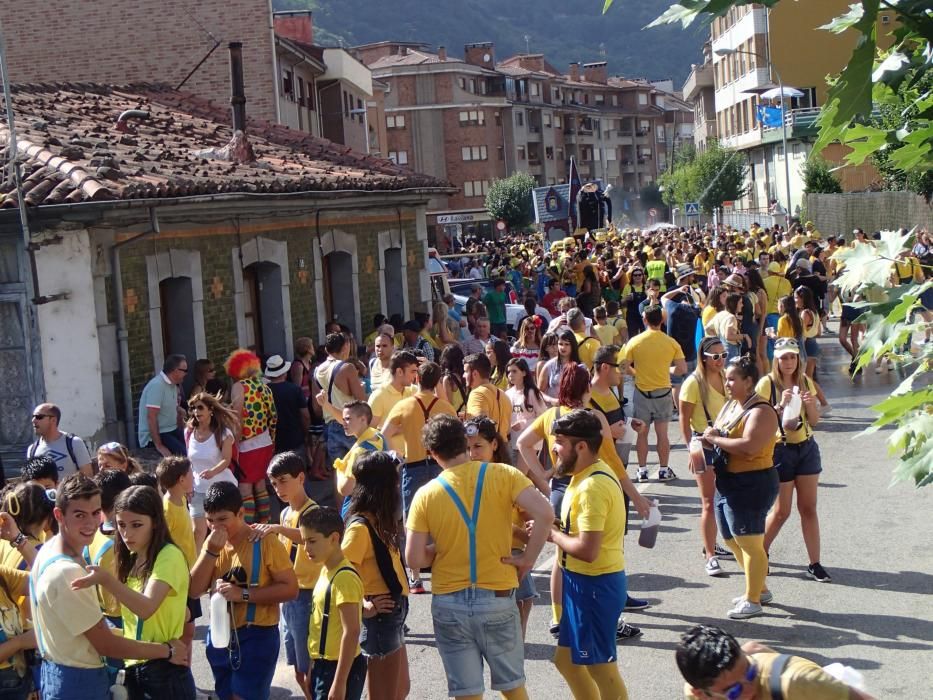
[[714, 47, 791, 223]]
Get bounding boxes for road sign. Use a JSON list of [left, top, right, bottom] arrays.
[[648, 208, 657, 217], [496, 220, 507, 231], [684, 202, 700, 216]]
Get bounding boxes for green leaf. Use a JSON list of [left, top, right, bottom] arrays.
[[646, 2, 710, 29], [819, 3, 864, 34], [840, 123, 890, 166], [603, 0, 614, 13]]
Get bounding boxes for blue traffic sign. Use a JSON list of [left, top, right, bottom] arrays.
[[684, 202, 700, 216]]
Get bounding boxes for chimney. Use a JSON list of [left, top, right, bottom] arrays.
[[583, 61, 608, 85], [464, 42, 495, 67], [519, 54, 544, 73], [438, 45, 447, 61], [569, 62, 580, 82], [229, 42, 247, 133], [273, 11, 313, 44]]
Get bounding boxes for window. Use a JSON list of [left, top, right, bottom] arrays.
[[530, 82, 540, 97], [458, 110, 485, 126], [386, 114, 406, 129], [554, 115, 562, 129], [458, 77, 466, 90], [356, 98, 363, 122], [638, 92, 648, 105], [595, 94, 605, 105], [461, 145, 488, 161], [612, 94, 619, 106], [343, 91, 350, 117], [557, 148, 564, 161], [605, 148, 616, 161], [282, 70, 294, 101], [469, 79, 476, 93], [464, 180, 489, 197], [464, 181, 474, 197], [515, 110, 524, 127], [388, 151, 408, 165], [543, 113, 552, 128], [517, 146, 527, 160], [545, 146, 554, 160], [497, 145, 504, 160], [480, 80, 488, 95], [297, 77, 305, 106]]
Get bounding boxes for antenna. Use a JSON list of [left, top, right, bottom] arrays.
[[524, 34, 530, 54]]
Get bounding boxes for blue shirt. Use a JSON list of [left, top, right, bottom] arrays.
[[138, 373, 180, 446]]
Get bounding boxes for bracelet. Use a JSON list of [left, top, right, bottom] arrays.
[[203, 548, 220, 558], [165, 642, 174, 661], [11, 533, 26, 549]]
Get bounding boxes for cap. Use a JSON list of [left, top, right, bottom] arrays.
[[264, 355, 291, 378], [402, 320, 421, 333], [773, 338, 801, 357]]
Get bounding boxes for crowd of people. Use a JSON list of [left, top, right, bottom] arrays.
[[7, 217, 927, 700]]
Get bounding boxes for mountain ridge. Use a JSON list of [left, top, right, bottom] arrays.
[[272, 0, 706, 86]]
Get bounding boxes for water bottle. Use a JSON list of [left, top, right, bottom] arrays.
[[638, 500, 662, 549], [210, 586, 231, 648], [109, 670, 128, 700], [688, 436, 706, 474], [822, 663, 866, 691], [782, 386, 802, 431]]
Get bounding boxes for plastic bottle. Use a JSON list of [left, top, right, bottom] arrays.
[[638, 500, 662, 549], [822, 663, 866, 691], [689, 436, 706, 474], [210, 587, 231, 648], [109, 670, 128, 700], [782, 386, 802, 431]]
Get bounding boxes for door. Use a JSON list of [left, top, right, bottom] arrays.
[[159, 276, 198, 394], [383, 248, 405, 320], [324, 252, 356, 334], [243, 262, 286, 359]]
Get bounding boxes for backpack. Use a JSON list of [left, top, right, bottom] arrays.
[[28, 432, 84, 469], [668, 303, 699, 359], [347, 515, 403, 600]]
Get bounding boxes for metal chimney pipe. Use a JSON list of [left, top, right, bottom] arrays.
[[229, 41, 247, 132]]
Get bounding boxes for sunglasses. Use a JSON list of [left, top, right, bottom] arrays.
[[706, 659, 758, 700], [704, 352, 728, 360], [32, 414, 53, 420]]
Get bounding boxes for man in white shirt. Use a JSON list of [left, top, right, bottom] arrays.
[[27, 403, 92, 477]]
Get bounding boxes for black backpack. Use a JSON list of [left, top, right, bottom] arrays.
[[667, 303, 699, 360], [28, 432, 85, 468]]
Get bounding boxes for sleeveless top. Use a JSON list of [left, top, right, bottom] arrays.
[[240, 375, 276, 441], [314, 358, 355, 423]]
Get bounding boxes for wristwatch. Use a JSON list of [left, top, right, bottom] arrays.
[[11, 533, 27, 550], [241, 588, 250, 602]]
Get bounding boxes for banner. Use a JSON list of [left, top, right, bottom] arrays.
[[757, 105, 783, 128]]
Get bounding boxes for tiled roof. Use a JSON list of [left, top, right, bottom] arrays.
[[368, 50, 456, 69], [0, 82, 449, 208]]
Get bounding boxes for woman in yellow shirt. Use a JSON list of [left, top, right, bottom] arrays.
[[343, 452, 410, 700], [485, 339, 512, 390]]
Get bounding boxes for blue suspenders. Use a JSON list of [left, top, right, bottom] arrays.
[[245, 539, 262, 624], [29, 554, 73, 656], [560, 470, 622, 568], [436, 462, 488, 585]]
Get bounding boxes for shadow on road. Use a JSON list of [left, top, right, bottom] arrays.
[[769, 564, 933, 596]]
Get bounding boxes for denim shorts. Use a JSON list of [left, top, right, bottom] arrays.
[[310, 654, 366, 700], [325, 420, 356, 468], [281, 588, 313, 674], [361, 596, 408, 658], [40, 662, 109, 700], [431, 588, 525, 696], [124, 659, 196, 700], [558, 569, 626, 665], [512, 550, 539, 602], [206, 624, 280, 700], [804, 337, 821, 359], [401, 460, 441, 520], [773, 440, 823, 483], [188, 491, 206, 518], [671, 358, 697, 386], [0, 665, 31, 700], [715, 468, 779, 539]]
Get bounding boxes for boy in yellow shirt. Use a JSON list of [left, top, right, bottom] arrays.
[[301, 506, 366, 700], [333, 401, 387, 517]]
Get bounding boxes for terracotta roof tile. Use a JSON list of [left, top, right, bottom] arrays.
[[0, 82, 450, 208]]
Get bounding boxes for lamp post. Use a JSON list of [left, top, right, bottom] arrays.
[[714, 47, 791, 222]]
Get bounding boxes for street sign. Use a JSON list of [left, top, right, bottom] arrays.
[[496, 220, 507, 231], [684, 202, 700, 216], [648, 208, 657, 217]]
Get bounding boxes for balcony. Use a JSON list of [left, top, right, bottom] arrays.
[[682, 62, 714, 102], [759, 106, 821, 143]]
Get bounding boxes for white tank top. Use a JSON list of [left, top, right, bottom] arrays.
[[314, 358, 355, 422], [187, 428, 238, 492]]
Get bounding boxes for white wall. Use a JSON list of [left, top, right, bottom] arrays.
[[35, 228, 106, 440]]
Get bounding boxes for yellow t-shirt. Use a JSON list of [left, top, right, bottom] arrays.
[[211, 534, 292, 628], [682, 652, 850, 699], [575, 333, 602, 370], [85, 528, 120, 619], [527, 407, 626, 478], [776, 315, 796, 339], [342, 518, 409, 597], [406, 461, 532, 594], [163, 494, 196, 569], [622, 329, 685, 392], [335, 427, 387, 481], [465, 383, 513, 439], [0, 565, 28, 671], [714, 400, 777, 473], [122, 543, 188, 666], [368, 384, 416, 453], [594, 323, 618, 347], [756, 375, 815, 444], [280, 498, 322, 590], [382, 391, 457, 463], [559, 461, 626, 575], [0, 534, 44, 622], [701, 304, 718, 334], [679, 374, 726, 433], [309, 558, 363, 662], [763, 275, 792, 315]]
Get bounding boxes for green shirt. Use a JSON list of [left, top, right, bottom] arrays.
[[483, 290, 508, 325]]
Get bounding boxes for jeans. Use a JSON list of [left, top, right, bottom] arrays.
[[715, 468, 779, 539], [40, 663, 109, 700], [310, 654, 367, 700], [401, 461, 441, 520], [281, 589, 313, 674], [206, 624, 280, 700], [765, 313, 779, 361], [0, 666, 31, 700], [324, 420, 355, 471], [124, 660, 196, 700]]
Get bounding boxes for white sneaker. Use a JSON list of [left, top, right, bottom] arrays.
[[727, 600, 764, 619], [732, 590, 773, 605], [705, 557, 724, 577], [637, 468, 649, 482], [657, 467, 677, 482]]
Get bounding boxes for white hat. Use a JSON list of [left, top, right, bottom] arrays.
[[264, 355, 291, 378]]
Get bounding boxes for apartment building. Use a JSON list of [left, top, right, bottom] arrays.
[[355, 42, 670, 245], [702, 1, 888, 214], [682, 43, 718, 151]]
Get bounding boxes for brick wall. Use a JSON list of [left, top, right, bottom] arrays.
[[5, 0, 277, 121], [804, 192, 933, 240]]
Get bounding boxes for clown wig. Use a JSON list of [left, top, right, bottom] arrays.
[[224, 349, 261, 381]]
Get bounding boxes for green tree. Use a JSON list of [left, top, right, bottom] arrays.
[[801, 157, 843, 194], [485, 172, 536, 230], [692, 142, 748, 213], [871, 71, 933, 199]]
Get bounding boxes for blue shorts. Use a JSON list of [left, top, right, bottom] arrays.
[[361, 596, 408, 658], [671, 358, 697, 386], [512, 550, 540, 602], [773, 439, 823, 483], [188, 491, 206, 518], [124, 659, 196, 699], [558, 569, 627, 665], [0, 665, 31, 700], [715, 468, 779, 539], [401, 460, 441, 520], [431, 588, 525, 697], [206, 624, 280, 700], [804, 337, 821, 359], [310, 654, 367, 700], [324, 420, 356, 469], [40, 662, 109, 700], [281, 589, 313, 674]]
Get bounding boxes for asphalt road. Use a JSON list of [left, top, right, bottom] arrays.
[[190, 325, 933, 699]]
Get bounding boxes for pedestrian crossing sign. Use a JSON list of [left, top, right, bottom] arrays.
[[685, 202, 700, 216]]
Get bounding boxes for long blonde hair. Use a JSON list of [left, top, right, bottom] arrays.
[[186, 391, 238, 449], [692, 337, 726, 423], [768, 350, 807, 394]]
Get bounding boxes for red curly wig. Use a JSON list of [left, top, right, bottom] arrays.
[[224, 349, 261, 381]]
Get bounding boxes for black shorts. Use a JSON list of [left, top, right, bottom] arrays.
[[840, 304, 860, 324]]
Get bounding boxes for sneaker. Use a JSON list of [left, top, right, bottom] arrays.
[[705, 557, 724, 576], [409, 578, 427, 595], [820, 404, 833, 416], [733, 590, 773, 605], [657, 467, 676, 482], [549, 622, 561, 639], [624, 595, 650, 611], [616, 621, 643, 642], [636, 467, 649, 483], [807, 562, 832, 583], [727, 600, 764, 619], [714, 543, 732, 558]]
